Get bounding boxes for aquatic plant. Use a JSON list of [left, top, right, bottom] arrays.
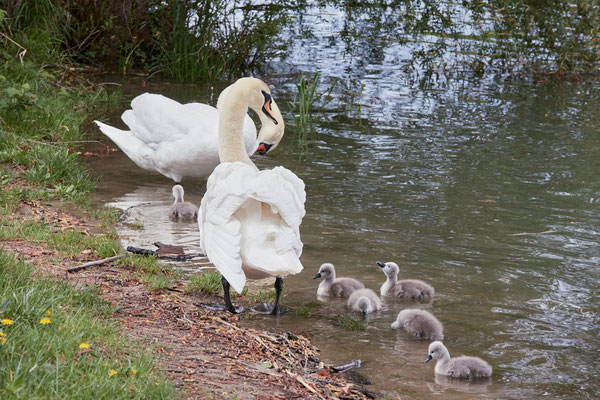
[[336, 315, 366, 331], [288, 72, 336, 156]]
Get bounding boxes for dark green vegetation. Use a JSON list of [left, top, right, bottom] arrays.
[[1, 0, 298, 82], [0, 250, 175, 398]]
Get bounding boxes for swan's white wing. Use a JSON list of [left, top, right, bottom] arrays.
[[123, 93, 218, 146], [199, 162, 305, 293]]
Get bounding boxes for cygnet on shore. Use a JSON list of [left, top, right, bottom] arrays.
[[391, 309, 444, 340], [377, 261, 434, 301], [347, 288, 382, 314], [169, 184, 198, 220], [425, 341, 492, 379], [312, 263, 364, 297]]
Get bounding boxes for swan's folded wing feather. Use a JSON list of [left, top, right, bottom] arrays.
[[199, 163, 254, 293], [125, 93, 218, 145], [199, 163, 306, 293]]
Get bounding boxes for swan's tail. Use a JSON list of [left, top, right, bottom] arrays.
[[94, 120, 156, 171]]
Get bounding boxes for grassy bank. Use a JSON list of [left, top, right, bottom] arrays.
[[0, 250, 175, 398], [0, 6, 182, 398]]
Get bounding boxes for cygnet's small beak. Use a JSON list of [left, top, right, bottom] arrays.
[[255, 142, 273, 155], [376, 261, 386, 268], [312, 272, 322, 279], [425, 355, 433, 363]]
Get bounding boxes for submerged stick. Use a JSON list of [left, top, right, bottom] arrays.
[[67, 255, 124, 273], [331, 359, 362, 373], [126, 246, 205, 261]]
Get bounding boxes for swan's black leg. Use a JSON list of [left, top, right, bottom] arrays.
[[222, 276, 241, 314], [270, 277, 283, 315]]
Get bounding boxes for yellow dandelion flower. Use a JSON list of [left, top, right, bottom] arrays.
[[0, 331, 6, 337], [0, 337, 6, 345], [40, 318, 51, 325], [155, 382, 160, 386], [46, 310, 52, 316], [1, 318, 13, 325], [108, 369, 118, 377], [79, 342, 90, 349], [131, 369, 137, 375]]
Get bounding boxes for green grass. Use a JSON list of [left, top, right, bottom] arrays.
[[336, 315, 366, 331], [247, 289, 276, 303], [184, 271, 222, 295], [0, 249, 175, 398]]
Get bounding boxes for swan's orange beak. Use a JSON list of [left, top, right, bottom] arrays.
[[255, 142, 273, 155], [261, 90, 278, 125]]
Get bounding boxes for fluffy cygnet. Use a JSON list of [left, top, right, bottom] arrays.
[[347, 288, 382, 314], [391, 309, 444, 340], [425, 341, 492, 379], [377, 261, 434, 301], [312, 263, 364, 297], [169, 184, 198, 220]]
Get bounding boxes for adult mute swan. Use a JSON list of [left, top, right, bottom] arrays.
[[94, 78, 284, 183], [198, 77, 305, 315]]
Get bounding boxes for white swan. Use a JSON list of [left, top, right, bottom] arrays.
[[93, 79, 284, 183], [198, 77, 305, 315]]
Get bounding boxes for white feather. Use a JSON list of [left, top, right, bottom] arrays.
[[94, 93, 257, 182], [199, 162, 305, 293]]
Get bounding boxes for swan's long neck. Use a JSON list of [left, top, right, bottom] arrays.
[[173, 186, 184, 204], [435, 348, 452, 374], [218, 84, 255, 165], [386, 271, 397, 285]]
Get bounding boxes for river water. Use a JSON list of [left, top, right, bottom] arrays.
[[87, 6, 599, 399]]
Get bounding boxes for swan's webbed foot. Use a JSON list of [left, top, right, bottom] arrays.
[[250, 302, 289, 315], [196, 303, 245, 314]]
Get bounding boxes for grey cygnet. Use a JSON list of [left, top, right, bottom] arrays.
[[391, 309, 444, 340], [347, 288, 382, 314], [377, 261, 434, 301], [169, 184, 198, 220], [425, 341, 492, 379], [313, 263, 364, 297]]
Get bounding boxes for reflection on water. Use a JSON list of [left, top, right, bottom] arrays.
[[87, 7, 599, 399]]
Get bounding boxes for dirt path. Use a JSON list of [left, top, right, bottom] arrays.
[[2, 200, 374, 399]]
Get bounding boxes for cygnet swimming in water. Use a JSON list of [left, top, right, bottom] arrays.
[[347, 288, 382, 314], [169, 184, 198, 220], [377, 261, 434, 301], [425, 341, 492, 379], [391, 309, 444, 340], [312, 263, 364, 297]]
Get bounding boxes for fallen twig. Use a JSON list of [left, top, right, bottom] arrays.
[[67, 255, 124, 273], [118, 202, 150, 221]]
